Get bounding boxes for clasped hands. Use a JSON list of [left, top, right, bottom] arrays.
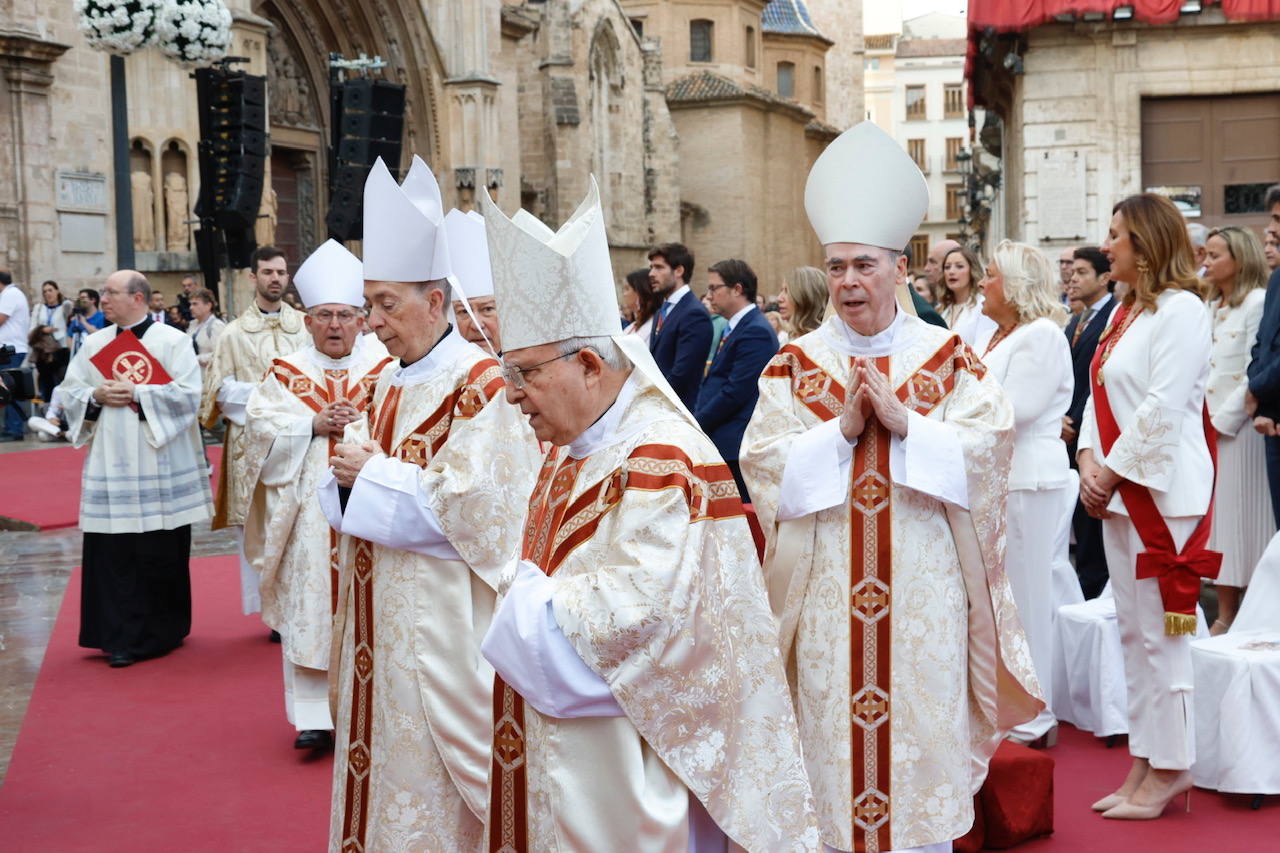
[[313, 400, 359, 437], [1246, 391, 1278, 436], [330, 440, 381, 488], [839, 356, 910, 442], [93, 380, 136, 408], [1077, 449, 1121, 519]]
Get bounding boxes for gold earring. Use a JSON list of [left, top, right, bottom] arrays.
[[1136, 258, 1150, 275]]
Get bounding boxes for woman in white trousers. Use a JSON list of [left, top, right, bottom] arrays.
[[1078, 193, 1213, 821], [976, 239, 1074, 747]]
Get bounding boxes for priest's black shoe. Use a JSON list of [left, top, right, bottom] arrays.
[[269, 630, 282, 643], [294, 730, 333, 751], [107, 652, 137, 668]]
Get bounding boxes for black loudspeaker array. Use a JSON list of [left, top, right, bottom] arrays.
[[326, 77, 407, 241], [194, 67, 268, 271]]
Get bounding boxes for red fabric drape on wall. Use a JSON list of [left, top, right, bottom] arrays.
[[969, 0, 1280, 31]]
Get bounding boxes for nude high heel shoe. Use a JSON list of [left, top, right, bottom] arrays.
[[1092, 759, 1150, 812], [1102, 773, 1193, 820]]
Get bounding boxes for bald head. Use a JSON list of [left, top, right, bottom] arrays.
[[101, 269, 150, 326], [925, 239, 962, 287]]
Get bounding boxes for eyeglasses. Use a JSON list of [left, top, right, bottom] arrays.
[[705, 283, 730, 292], [501, 348, 584, 389], [310, 309, 360, 324]]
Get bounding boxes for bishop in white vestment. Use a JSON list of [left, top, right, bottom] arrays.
[[61, 271, 213, 667], [199, 248, 309, 613], [741, 124, 1042, 853], [478, 180, 820, 852], [241, 240, 392, 748], [320, 157, 543, 852]]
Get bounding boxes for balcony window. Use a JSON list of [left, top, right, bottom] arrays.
[[906, 85, 926, 120]]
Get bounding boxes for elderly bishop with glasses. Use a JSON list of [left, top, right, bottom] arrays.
[[317, 156, 542, 852], [476, 178, 820, 851], [239, 239, 391, 753]]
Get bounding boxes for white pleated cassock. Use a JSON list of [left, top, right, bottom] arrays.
[[1102, 515, 1199, 770]]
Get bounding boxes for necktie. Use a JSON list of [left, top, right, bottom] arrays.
[[655, 301, 672, 335], [717, 326, 731, 355], [1071, 308, 1093, 347]]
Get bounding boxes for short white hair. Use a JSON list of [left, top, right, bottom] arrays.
[[1186, 223, 1210, 249], [555, 336, 628, 371]]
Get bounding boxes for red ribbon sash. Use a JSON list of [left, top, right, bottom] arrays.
[[1088, 305, 1221, 633]]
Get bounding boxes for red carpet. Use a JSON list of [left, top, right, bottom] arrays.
[[0, 444, 222, 530], [0, 555, 330, 852]]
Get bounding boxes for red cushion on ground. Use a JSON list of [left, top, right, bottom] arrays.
[[981, 741, 1055, 848]]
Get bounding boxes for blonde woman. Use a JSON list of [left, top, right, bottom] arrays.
[[976, 239, 1075, 748], [1078, 193, 1213, 820], [1203, 226, 1274, 632], [776, 265, 827, 339], [939, 245, 997, 344]]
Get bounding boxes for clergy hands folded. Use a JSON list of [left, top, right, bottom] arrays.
[[330, 440, 381, 487], [1077, 450, 1117, 519], [93, 380, 136, 408], [313, 400, 359, 437], [841, 357, 909, 441]]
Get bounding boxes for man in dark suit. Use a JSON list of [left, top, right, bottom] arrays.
[[694, 258, 778, 501], [1247, 184, 1280, 525], [1062, 246, 1115, 599], [648, 242, 712, 410]]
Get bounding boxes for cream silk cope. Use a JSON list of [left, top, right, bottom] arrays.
[[740, 314, 1042, 853], [240, 336, 392, 671], [323, 331, 542, 853], [199, 302, 309, 528], [484, 375, 821, 853], [60, 322, 213, 533]]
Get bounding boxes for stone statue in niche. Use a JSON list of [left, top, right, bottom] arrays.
[[267, 36, 313, 127], [256, 185, 278, 247], [164, 171, 190, 252], [131, 170, 155, 252]]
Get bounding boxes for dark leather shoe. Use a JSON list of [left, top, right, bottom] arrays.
[[294, 730, 333, 751], [269, 630, 282, 643], [108, 652, 137, 668]]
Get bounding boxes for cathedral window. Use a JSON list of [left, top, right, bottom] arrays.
[[777, 61, 795, 98], [690, 19, 714, 62]]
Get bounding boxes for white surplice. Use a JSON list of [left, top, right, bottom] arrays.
[[61, 321, 213, 533], [742, 311, 1042, 852], [241, 335, 392, 730], [318, 328, 543, 853]]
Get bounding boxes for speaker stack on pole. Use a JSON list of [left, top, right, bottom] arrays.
[[193, 60, 268, 303], [326, 54, 406, 242]]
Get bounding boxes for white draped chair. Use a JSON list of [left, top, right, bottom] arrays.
[[1052, 585, 1208, 738], [1191, 531, 1280, 802]]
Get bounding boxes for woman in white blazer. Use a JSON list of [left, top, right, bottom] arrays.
[[1203, 226, 1275, 632], [1078, 194, 1212, 821], [185, 288, 226, 370], [939, 244, 997, 345], [976, 240, 1075, 748]]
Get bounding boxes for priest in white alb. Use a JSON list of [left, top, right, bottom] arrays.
[[477, 179, 820, 852], [240, 239, 391, 751], [319, 156, 542, 852], [200, 246, 309, 614], [740, 123, 1043, 853], [61, 270, 213, 668], [445, 208, 503, 356]]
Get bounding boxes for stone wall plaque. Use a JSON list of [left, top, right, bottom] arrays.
[[60, 212, 107, 253], [56, 171, 109, 213], [1037, 151, 1087, 241]]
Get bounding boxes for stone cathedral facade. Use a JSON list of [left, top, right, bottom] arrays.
[[0, 0, 862, 310]]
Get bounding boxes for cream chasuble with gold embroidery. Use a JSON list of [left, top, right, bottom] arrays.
[[741, 313, 1043, 853], [482, 374, 821, 853], [322, 330, 541, 853], [199, 302, 309, 529], [240, 336, 392, 671]]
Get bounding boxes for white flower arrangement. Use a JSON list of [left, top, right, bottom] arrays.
[[155, 0, 233, 68], [73, 0, 162, 56]]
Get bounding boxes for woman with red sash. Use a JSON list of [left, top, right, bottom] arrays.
[[1077, 193, 1218, 820]]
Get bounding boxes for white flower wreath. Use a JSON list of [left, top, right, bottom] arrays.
[[73, 0, 162, 56], [155, 0, 233, 68]]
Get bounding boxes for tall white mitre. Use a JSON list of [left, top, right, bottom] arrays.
[[480, 178, 697, 421], [361, 155, 452, 283], [804, 121, 929, 251], [443, 209, 493, 299], [293, 239, 364, 308]]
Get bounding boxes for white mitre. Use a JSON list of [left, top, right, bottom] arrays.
[[804, 121, 929, 251], [443, 209, 493, 299], [293, 239, 364, 308], [480, 178, 697, 422], [362, 155, 452, 283]]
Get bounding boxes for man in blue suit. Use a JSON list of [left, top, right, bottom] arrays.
[[693, 258, 778, 501], [648, 242, 712, 410], [1247, 185, 1280, 525], [1062, 246, 1116, 599]]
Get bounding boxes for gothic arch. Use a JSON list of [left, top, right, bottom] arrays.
[[588, 19, 626, 216]]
